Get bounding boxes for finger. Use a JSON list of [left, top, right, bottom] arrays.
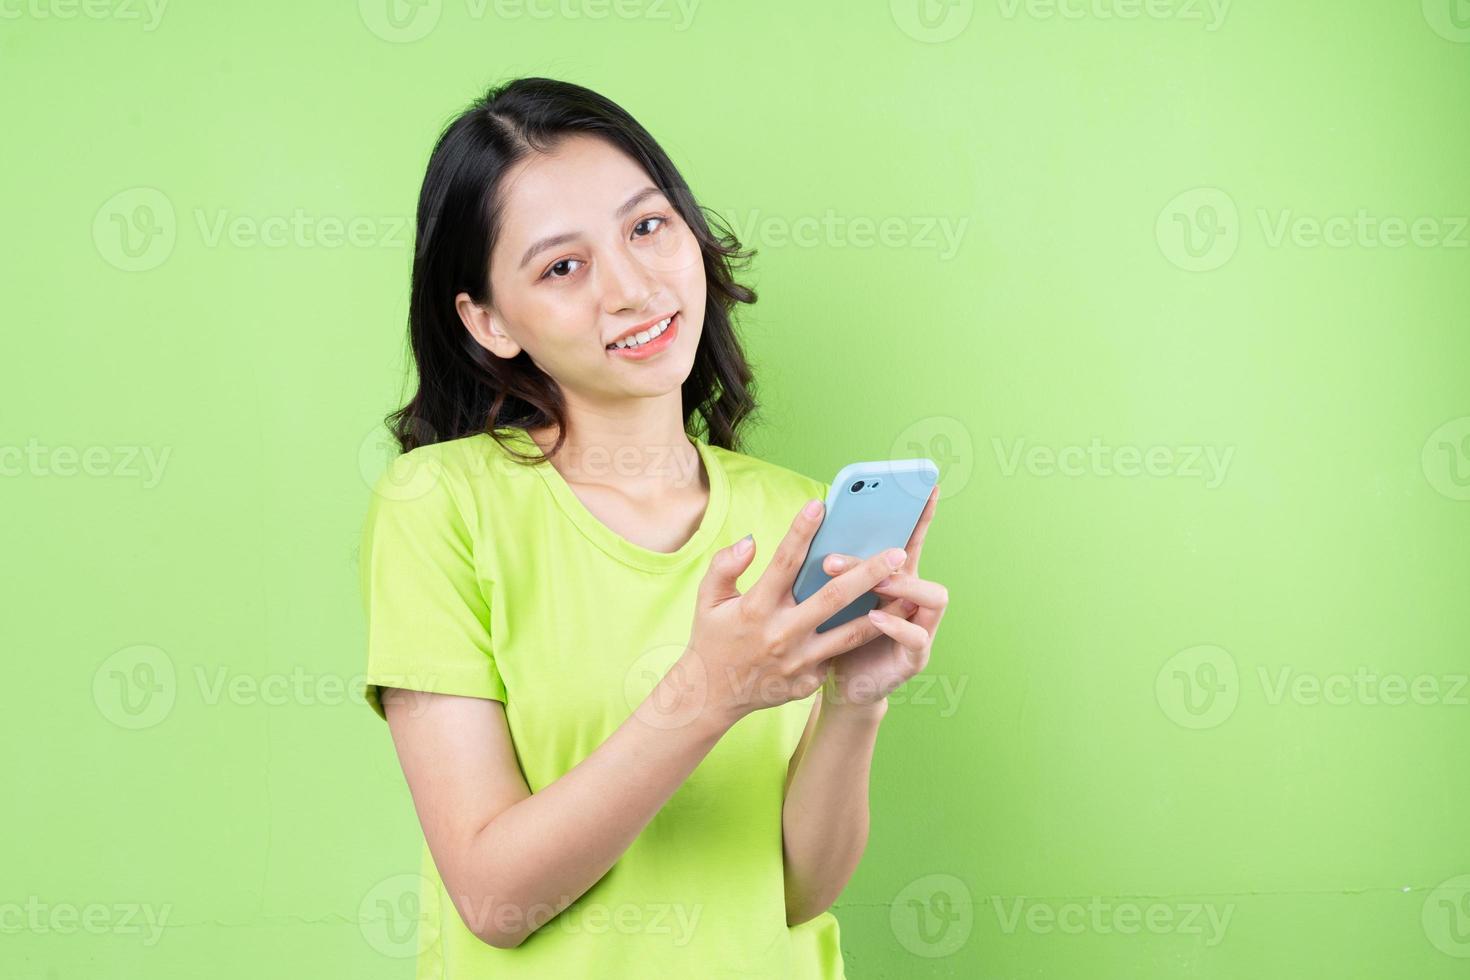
[[790, 547, 907, 638], [698, 532, 758, 607], [746, 497, 825, 609], [803, 606, 889, 664], [909, 592, 947, 637], [822, 552, 858, 576], [902, 484, 940, 573], [826, 488, 939, 579], [871, 574, 948, 611], [802, 592, 918, 665], [866, 607, 930, 654]]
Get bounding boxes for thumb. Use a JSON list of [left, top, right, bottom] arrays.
[[700, 533, 755, 605]]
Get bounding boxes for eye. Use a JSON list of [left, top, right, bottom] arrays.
[[540, 257, 583, 281], [633, 214, 669, 238]]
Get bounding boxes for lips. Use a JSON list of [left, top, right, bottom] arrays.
[[605, 311, 679, 359], [605, 311, 677, 349]]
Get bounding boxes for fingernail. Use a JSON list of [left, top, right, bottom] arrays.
[[868, 609, 887, 623], [828, 555, 849, 572], [875, 575, 893, 589], [734, 533, 753, 557], [803, 498, 822, 519], [886, 548, 906, 568]]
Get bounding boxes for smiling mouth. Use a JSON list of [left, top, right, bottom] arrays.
[[606, 312, 677, 351]]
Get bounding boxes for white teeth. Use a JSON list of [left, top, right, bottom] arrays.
[[610, 315, 673, 350]]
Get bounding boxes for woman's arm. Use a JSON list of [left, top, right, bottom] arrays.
[[381, 674, 732, 950], [780, 689, 887, 925]]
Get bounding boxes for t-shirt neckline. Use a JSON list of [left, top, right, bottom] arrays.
[[491, 426, 730, 573]]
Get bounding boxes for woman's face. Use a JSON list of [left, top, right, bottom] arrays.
[[459, 133, 708, 406]]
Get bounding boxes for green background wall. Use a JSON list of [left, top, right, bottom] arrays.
[[5, 1, 1468, 976]]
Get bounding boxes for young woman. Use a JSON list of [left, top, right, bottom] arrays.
[[359, 76, 949, 978]]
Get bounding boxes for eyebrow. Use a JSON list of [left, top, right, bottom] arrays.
[[518, 186, 666, 270]]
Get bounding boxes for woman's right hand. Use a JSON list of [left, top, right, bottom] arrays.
[[668, 498, 909, 730]]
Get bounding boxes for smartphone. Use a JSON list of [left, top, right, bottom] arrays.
[[791, 457, 940, 633]]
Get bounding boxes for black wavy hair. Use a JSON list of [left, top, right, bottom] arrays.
[[385, 76, 761, 465]]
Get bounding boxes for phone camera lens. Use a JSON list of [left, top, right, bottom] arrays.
[[850, 480, 865, 493]]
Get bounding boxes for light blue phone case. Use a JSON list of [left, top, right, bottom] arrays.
[[791, 457, 940, 633]]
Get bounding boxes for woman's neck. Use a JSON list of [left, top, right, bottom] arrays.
[[526, 418, 705, 500]]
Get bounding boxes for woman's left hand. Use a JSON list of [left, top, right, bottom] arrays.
[[818, 484, 948, 710]]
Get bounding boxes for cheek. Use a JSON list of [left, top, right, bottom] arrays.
[[671, 233, 706, 300]]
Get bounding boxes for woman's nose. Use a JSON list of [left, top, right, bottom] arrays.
[[598, 245, 659, 313]]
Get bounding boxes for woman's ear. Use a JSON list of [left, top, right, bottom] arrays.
[[456, 292, 521, 359]]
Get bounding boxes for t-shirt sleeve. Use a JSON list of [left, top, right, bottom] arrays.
[[358, 451, 506, 720]]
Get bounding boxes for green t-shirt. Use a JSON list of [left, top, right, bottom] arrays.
[[359, 426, 846, 978]]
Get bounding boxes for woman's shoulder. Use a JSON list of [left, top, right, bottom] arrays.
[[366, 430, 540, 522]]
